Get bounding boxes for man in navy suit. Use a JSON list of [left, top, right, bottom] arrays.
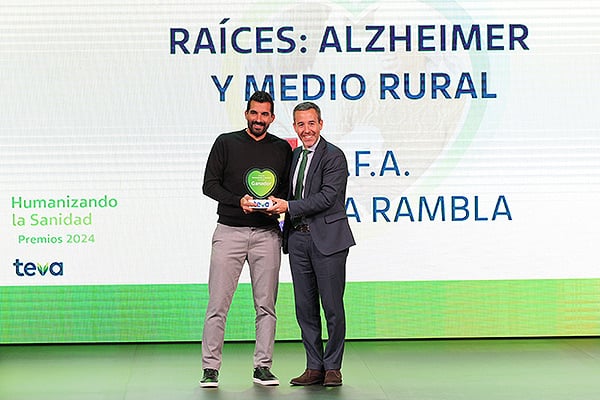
[[268, 101, 355, 387]]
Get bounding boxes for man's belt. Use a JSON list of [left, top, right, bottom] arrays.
[[293, 224, 310, 232]]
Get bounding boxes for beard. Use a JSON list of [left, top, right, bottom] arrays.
[[247, 121, 268, 137]]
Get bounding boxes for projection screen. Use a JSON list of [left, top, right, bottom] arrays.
[[2, 0, 600, 343]]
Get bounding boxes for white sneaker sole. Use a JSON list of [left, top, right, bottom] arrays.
[[253, 378, 279, 386], [199, 381, 219, 388]]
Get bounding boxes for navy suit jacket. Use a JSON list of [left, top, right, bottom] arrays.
[[283, 137, 355, 256]]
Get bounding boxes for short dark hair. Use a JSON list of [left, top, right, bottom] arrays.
[[246, 91, 274, 114], [293, 101, 321, 121]]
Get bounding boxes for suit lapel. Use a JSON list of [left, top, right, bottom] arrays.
[[304, 138, 326, 195], [289, 147, 302, 196]]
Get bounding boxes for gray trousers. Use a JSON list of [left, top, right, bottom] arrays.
[[202, 223, 281, 370], [288, 229, 347, 371]]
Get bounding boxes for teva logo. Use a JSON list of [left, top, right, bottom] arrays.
[[13, 258, 64, 277]]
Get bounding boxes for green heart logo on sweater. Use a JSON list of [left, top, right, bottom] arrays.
[[245, 168, 277, 199]]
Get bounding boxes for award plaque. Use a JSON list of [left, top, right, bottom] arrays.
[[250, 199, 273, 209], [245, 168, 277, 209]]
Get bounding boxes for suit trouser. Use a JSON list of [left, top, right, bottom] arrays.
[[202, 223, 281, 370], [288, 229, 348, 371]]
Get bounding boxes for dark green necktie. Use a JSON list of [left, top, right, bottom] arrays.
[[294, 149, 309, 200]]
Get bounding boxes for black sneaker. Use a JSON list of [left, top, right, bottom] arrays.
[[253, 367, 279, 386], [200, 368, 219, 388]]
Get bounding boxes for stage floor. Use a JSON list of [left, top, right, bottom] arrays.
[[2, 338, 599, 399]]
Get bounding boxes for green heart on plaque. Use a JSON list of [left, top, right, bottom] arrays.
[[246, 168, 277, 199]]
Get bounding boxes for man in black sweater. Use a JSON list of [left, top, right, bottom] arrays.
[[200, 91, 292, 388]]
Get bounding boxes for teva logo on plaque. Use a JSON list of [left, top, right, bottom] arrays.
[[12, 258, 64, 277]]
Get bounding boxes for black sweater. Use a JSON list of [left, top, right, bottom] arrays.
[[203, 129, 292, 227]]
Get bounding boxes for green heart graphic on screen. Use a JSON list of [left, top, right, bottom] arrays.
[[246, 168, 277, 199]]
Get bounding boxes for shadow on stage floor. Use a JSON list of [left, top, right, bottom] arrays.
[[2, 337, 600, 400]]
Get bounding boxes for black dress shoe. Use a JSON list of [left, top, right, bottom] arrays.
[[323, 369, 342, 386], [290, 369, 324, 385]]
